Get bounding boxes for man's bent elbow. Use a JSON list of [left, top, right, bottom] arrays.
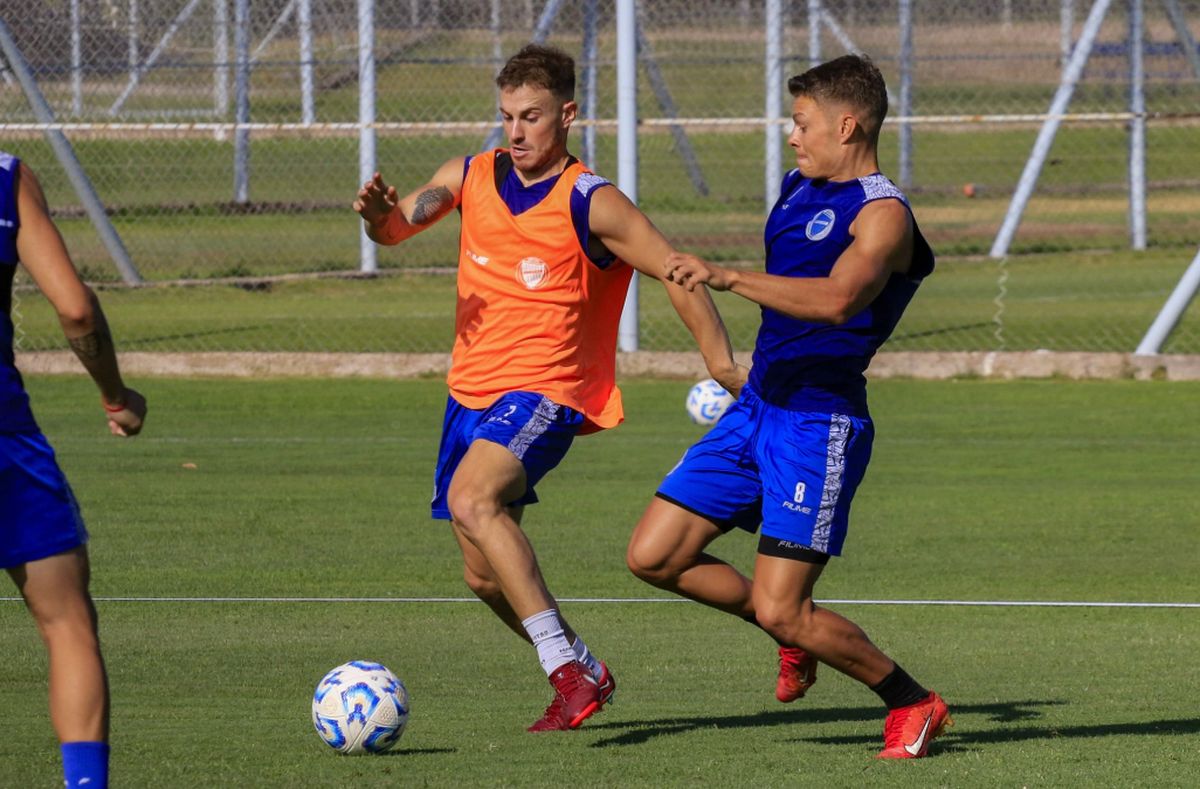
[[56, 286, 99, 332]]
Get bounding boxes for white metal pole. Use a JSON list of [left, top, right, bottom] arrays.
[[617, 0, 638, 352], [1061, 0, 1074, 69], [233, 0, 250, 204], [765, 0, 783, 212], [214, 0, 230, 120], [109, 0, 204, 115], [71, 0, 82, 115], [807, 0, 821, 68], [989, 0, 1114, 259], [129, 0, 140, 78], [299, 0, 315, 125], [898, 0, 914, 189], [1136, 247, 1200, 354], [358, 0, 378, 274], [0, 18, 142, 284], [582, 0, 599, 167], [1162, 0, 1200, 80], [1128, 0, 1146, 250]]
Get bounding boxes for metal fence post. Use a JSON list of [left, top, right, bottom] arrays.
[[617, 0, 638, 353], [70, 0, 82, 115], [299, 0, 315, 125], [233, 0, 251, 204], [1128, 0, 1146, 251], [358, 0, 377, 274], [765, 0, 783, 212], [898, 0, 914, 190]]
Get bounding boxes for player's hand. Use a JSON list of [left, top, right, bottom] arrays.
[[665, 251, 736, 292], [103, 387, 146, 437], [711, 362, 749, 397], [353, 172, 399, 227]]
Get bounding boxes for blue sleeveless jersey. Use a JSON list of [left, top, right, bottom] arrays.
[[747, 170, 935, 416], [0, 151, 38, 433]]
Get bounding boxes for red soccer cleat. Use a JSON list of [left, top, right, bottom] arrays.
[[775, 646, 818, 703], [527, 661, 602, 732], [596, 661, 617, 707], [876, 691, 953, 759]]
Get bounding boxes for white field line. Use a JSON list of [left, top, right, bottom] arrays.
[[1, 596, 1197, 608]]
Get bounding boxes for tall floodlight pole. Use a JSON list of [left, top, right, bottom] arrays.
[[898, 0, 914, 189], [1128, 0, 1146, 250], [233, 0, 250, 204], [616, 0, 638, 352], [765, 0, 784, 212], [358, 0, 377, 274]]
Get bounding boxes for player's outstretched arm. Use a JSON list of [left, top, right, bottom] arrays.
[[15, 162, 145, 437], [665, 199, 913, 325], [354, 157, 467, 246], [588, 185, 745, 393]]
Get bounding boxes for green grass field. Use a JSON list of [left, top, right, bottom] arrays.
[[3, 375, 1199, 786]]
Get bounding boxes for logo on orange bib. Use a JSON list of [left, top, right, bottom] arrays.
[[517, 257, 549, 289]]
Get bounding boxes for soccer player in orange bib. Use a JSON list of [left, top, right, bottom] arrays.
[[354, 44, 742, 731]]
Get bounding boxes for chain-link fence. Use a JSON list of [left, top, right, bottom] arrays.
[[3, 0, 1199, 356]]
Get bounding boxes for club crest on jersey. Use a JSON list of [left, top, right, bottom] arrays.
[[516, 257, 549, 289], [806, 209, 836, 241]]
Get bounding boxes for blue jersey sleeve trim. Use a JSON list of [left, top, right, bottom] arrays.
[[570, 176, 617, 269]]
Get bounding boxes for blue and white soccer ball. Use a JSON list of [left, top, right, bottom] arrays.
[[686, 378, 735, 426], [312, 660, 409, 755]]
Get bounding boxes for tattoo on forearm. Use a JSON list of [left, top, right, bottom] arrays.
[[411, 186, 452, 225], [68, 315, 113, 363]]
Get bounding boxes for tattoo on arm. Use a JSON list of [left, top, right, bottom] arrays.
[[68, 313, 113, 363], [410, 186, 452, 225]]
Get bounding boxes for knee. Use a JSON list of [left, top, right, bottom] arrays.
[[30, 597, 99, 648], [446, 487, 497, 537], [625, 537, 684, 587], [753, 596, 812, 646]]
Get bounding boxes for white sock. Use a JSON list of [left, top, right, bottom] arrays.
[[522, 609, 576, 676], [571, 636, 603, 680]]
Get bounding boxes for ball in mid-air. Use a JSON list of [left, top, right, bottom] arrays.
[[312, 660, 409, 754], [686, 378, 736, 426]]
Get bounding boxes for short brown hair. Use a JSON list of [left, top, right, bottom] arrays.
[[496, 44, 575, 101], [788, 54, 888, 143]]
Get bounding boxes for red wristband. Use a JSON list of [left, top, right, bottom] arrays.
[[103, 400, 126, 413]]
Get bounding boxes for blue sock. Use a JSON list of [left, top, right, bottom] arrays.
[[61, 741, 109, 789]]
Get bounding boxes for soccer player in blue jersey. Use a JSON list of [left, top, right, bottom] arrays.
[[2, 152, 146, 789], [626, 54, 951, 759]]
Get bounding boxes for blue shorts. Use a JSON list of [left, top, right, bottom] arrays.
[[431, 392, 584, 520], [0, 432, 89, 569], [656, 385, 873, 556]]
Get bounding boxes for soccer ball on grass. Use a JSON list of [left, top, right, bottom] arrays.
[[686, 378, 735, 426], [312, 660, 409, 754]]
